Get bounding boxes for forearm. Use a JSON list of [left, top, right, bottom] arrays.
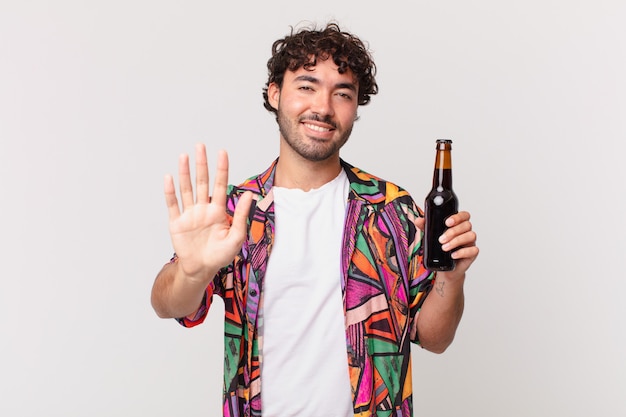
[[417, 272, 465, 353], [151, 261, 215, 319]]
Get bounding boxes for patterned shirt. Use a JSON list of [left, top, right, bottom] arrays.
[[176, 159, 435, 417]]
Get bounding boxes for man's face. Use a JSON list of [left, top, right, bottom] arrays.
[[267, 58, 359, 162]]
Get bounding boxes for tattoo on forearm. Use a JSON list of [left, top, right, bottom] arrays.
[[436, 281, 445, 297]]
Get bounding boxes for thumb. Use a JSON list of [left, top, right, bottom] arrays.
[[413, 216, 425, 231], [229, 191, 254, 240]]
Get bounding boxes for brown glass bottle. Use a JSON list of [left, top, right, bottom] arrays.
[[423, 139, 458, 271]]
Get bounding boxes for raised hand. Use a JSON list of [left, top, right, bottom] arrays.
[[164, 144, 253, 284]]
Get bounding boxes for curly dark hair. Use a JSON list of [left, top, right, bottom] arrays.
[[262, 22, 378, 115]]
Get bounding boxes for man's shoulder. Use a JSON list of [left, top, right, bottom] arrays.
[[227, 159, 279, 197], [341, 160, 415, 207]]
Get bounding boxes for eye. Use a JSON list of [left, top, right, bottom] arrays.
[[336, 91, 354, 100]]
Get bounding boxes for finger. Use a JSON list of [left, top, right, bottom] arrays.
[[445, 211, 471, 227], [440, 220, 472, 244], [164, 174, 181, 220], [451, 244, 480, 261], [413, 216, 425, 231], [442, 230, 477, 253], [211, 149, 229, 208], [195, 143, 209, 204], [229, 191, 254, 242], [440, 221, 472, 241], [178, 153, 194, 210]]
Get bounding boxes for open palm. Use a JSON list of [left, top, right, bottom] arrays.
[[164, 145, 253, 283]]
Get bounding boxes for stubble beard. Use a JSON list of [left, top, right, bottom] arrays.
[[277, 108, 353, 162]]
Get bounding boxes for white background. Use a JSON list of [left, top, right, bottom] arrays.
[[1, 1, 625, 416]]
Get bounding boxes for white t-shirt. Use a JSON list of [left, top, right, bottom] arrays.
[[260, 170, 353, 417]]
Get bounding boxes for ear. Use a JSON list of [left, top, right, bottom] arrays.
[[267, 82, 280, 110]]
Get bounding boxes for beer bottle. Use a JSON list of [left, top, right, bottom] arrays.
[[423, 139, 458, 271]]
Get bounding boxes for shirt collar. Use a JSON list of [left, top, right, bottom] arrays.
[[238, 158, 389, 207]]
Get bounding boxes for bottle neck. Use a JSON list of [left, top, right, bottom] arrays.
[[432, 148, 453, 189]]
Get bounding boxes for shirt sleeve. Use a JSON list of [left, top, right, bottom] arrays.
[[406, 200, 436, 344]]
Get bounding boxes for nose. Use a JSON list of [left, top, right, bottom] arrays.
[[310, 91, 334, 117]]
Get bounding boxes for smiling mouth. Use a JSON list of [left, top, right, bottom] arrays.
[[303, 122, 333, 133]]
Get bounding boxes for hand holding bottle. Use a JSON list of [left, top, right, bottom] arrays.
[[416, 211, 478, 278], [422, 139, 478, 275]]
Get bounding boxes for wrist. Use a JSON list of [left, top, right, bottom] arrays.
[[433, 271, 466, 291], [173, 257, 217, 288]]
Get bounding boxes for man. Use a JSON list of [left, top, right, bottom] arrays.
[[151, 22, 479, 417]]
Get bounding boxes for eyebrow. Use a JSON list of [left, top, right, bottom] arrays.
[[294, 75, 357, 92]]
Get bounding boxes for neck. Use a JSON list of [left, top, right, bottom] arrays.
[[274, 145, 342, 191]]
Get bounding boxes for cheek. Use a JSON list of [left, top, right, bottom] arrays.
[[338, 107, 358, 125], [280, 96, 308, 116]]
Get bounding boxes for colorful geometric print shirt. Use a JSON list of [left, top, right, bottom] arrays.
[[175, 159, 435, 417]]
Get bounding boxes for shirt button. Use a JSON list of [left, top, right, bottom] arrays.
[[249, 289, 257, 297]]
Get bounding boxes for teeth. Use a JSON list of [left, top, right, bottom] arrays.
[[304, 123, 330, 132]]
